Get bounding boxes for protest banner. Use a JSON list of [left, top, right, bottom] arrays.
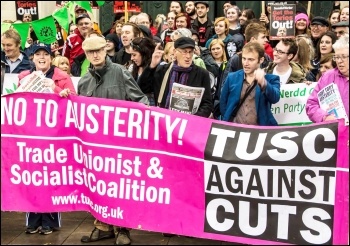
[[114, 1, 141, 13], [269, 4, 296, 40], [1, 92, 349, 245], [15, 1, 38, 21]]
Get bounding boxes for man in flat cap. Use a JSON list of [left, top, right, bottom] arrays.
[[332, 21, 349, 38], [78, 35, 148, 245], [138, 37, 213, 117], [310, 16, 330, 48]]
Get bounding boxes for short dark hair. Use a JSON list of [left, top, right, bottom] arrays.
[[280, 38, 298, 60]]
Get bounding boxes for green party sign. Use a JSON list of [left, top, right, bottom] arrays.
[[31, 15, 57, 44]]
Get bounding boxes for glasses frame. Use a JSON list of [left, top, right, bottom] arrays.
[[332, 55, 349, 62], [176, 48, 194, 56], [273, 47, 288, 55], [86, 47, 105, 56]]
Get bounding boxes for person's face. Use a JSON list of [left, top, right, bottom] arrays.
[[33, 50, 51, 73], [170, 2, 182, 14], [319, 60, 334, 75], [334, 26, 348, 38], [277, 27, 287, 37], [69, 25, 77, 35], [215, 20, 226, 36], [85, 47, 106, 67], [210, 43, 224, 61], [1, 38, 20, 59], [239, 11, 247, 25], [253, 32, 268, 46], [57, 59, 70, 74], [105, 40, 115, 52], [196, 4, 209, 18], [136, 15, 150, 28], [310, 23, 328, 39], [226, 8, 238, 22], [171, 32, 181, 42], [77, 18, 93, 37], [340, 7, 349, 21], [273, 42, 291, 64], [165, 46, 175, 62], [75, 9, 87, 17], [51, 41, 59, 50], [330, 12, 340, 24], [176, 16, 187, 29], [167, 12, 176, 29], [333, 48, 349, 76], [174, 48, 194, 68], [319, 36, 333, 55], [242, 50, 261, 76], [295, 18, 308, 31], [121, 25, 135, 47], [115, 23, 123, 35], [185, 1, 195, 15], [267, 6, 272, 14], [130, 49, 142, 66], [223, 3, 232, 15], [22, 14, 32, 22]]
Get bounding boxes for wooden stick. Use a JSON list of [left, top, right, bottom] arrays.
[[262, 1, 266, 15], [124, 1, 129, 22], [307, 1, 311, 17]]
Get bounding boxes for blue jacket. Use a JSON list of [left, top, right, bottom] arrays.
[[1, 51, 33, 73], [220, 69, 280, 126]]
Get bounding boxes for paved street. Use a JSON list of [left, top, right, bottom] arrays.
[[1, 211, 239, 245]]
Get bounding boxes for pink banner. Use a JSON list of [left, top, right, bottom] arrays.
[[1, 92, 348, 245]]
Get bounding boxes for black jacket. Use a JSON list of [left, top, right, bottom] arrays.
[[138, 63, 213, 118], [192, 18, 214, 47]]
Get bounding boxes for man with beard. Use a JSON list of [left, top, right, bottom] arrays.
[[192, 1, 214, 47], [185, 1, 197, 25]]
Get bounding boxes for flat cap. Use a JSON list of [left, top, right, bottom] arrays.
[[311, 16, 329, 27], [82, 36, 106, 52]]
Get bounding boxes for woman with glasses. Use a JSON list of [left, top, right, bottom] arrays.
[[311, 31, 338, 79], [129, 37, 157, 105], [306, 34, 349, 123]]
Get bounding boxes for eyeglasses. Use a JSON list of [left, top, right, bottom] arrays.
[[86, 48, 104, 55], [332, 55, 349, 61], [273, 48, 288, 55], [167, 17, 175, 20], [138, 21, 150, 25], [78, 22, 91, 26], [310, 24, 326, 29], [176, 49, 194, 56]]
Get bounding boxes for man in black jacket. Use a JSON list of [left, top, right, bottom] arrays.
[[191, 1, 214, 47], [138, 37, 213, 117]]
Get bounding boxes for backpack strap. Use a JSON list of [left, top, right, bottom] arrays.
[[157, 62, 173, 106]]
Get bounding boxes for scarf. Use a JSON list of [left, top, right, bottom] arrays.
[[165, 61, 193, 109]]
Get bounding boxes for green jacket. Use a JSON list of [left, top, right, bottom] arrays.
[[265, 61, 306, 84]]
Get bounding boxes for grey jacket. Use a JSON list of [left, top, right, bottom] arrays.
[[78, 57, 149, 105]]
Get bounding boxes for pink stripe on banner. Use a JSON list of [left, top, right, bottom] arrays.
[[1, 92, 348, 245]]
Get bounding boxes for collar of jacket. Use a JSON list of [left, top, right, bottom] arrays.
[[88, 56, 111, 82]]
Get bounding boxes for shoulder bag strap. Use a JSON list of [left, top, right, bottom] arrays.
[[157, 62, 173, 106], [229, 80, 257, 122]]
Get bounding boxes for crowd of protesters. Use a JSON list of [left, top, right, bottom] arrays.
[[1, 0, 349, 245]]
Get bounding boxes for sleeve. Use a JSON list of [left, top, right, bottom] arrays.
[[122, 68, 149, 105], [306, 79, 328, 123], [263, 75, 281, 104], [62, 37, 71, 61], [53, 75, 77, 95], [221, 55, 239, 90], [194, 70, 213, 118], [220, 74, 230, 118]]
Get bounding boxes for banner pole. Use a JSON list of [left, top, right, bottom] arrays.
[[125, 1, 128, 22], [262, 1, 265, 15], [307, 1, 311, 16]]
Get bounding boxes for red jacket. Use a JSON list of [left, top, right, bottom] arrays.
[[62, 28, 85, 66], [265, 42, 274, 60], [18, 67, 77, 95]]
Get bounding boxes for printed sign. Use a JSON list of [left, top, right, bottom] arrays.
[[1, 92, 349, 245], [114, 1, 141, 13], [269, 4, 296, 40], [15, 1, 38, 21], [56, 1, 101, 9]]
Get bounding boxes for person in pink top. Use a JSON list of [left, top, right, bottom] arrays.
[[306, 34, 349, 123], [18, 43, 76, 97]]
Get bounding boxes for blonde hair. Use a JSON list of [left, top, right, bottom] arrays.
[[52, 56, 71, 75], [214, 17, 230, 36], [163, 42, 175, 62], [209, 39, 227, 62]]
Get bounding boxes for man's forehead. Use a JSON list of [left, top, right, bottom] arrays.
[[242, 50, 259, 58], [78, 18, 91, 24]]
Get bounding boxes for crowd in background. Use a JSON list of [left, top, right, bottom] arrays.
[[1, 1, 349, 245]]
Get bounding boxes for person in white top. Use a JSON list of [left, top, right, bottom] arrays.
[[265, 38, 307, 84]]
